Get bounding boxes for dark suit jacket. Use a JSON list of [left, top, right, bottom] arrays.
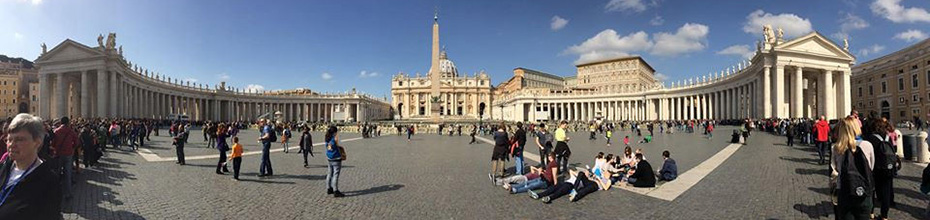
[[0, 158, 62, 219], [630, 160, 657, 187]]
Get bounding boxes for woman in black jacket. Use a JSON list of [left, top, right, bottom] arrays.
[[0, 113, 61, 219]]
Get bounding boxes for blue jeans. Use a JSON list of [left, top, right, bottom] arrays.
[[514, 155, 524, 175], [59, 156, 73, 197], [327, 160, 342, 191], [260, 142, 273, 175], [511, 178, 547, 193]]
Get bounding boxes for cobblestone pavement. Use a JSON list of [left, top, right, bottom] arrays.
[[59, 126, 929, 219]]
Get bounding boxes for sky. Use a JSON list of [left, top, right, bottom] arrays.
[[2, 0, 929, 99]]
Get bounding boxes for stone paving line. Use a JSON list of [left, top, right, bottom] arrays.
[[475, 135, 742, 202], [136, 137, 366, 162]]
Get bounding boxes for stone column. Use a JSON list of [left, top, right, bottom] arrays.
[[762, 66, 772, 118], [791, 66, 803, 118], [110, 72, 119, 118], [38, 74, 50, 119], [838, 70, 852, 118], [56, 73, 68, 119], [95, 69, 109, 118], [821, 70, 834, 118], [80, 71, 90, 118], [774, 65, 786, 118]]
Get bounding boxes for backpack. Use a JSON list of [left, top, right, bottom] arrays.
[[840, 146, 873, 198], [284, 129, 292, 139], [325, 139, 342, 160], [266, 126, 278, 142], [868, 134, 898, 172]]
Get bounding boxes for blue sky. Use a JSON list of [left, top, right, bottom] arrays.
[[2, 0, 929, 98]]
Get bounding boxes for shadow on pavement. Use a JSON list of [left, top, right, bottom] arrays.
[[65, 155, 144, 219], [344, 184, 405, 197], [793, 201, 833, 219]]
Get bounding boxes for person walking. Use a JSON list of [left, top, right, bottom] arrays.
[[0, 114, 62, 219], [299, 127, 314, 168], [831, 117, 875, 220], [258, 119, 275, 177], [469, 125, 477, 144], [324, 126, 345, 197], [282, 125, 291, 154], [173, 125, 186, 165], [554, 121, 572, 174], [227, 137, 243, 180], [814, 116, 831, 165], [863, 119, 897, 220], [489, 124, 509, 179], [535, 124, 553, 168], [512, 122, 527, 176], [50, 117, 78, 200], [215, 124, 230, 175]]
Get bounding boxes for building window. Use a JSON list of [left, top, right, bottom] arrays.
[[858, 87, 862, 97], [869, 101, 874, 107], [914, 74, 920, 88], [869, 86, 874, 95], [915, 108, 922, 115], [882, 82, 887, 93], [915, 94, 920, 102], [899, 78, 905, 91], [900, 97, 906, 103], [901, 111, 907, 117]]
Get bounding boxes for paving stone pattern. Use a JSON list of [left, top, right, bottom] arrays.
[[59, 126, 929, 219]]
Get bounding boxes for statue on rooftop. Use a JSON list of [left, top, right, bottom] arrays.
[[776, 27, 784, 41], [762, 25, 774, 44], [97, 34, 104, 48], [105, 33, 117, 49], [41, 43, 47, 55], [843, 38, 849, 51]]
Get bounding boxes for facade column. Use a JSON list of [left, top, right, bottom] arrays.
[[56, 73, 68, 119], [824, 70, 835, 119], [838, 70, 852, 117], [80, 71, 90, 118], [774, 65, 786, 118], [110, 72, 118, 118], [791, 66, 803, 118], [762, 66, 772, 118], [38, 74, 50, 119]]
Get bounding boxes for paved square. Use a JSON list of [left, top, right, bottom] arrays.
[[60, 126, 930, 219]]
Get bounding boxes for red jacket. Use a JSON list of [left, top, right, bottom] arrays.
[[51, 125, 79, 156], [814, 120, 830, 142]]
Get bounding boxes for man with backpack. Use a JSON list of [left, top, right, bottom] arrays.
[[258, 119, 276, 177]]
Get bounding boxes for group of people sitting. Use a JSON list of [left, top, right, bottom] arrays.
[[490, 146, 678, 203]]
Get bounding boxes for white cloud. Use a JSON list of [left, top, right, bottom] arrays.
[[834, 13, 870, 39], [550, 16, 569, 31], [321, 72, 333, 81], [605, 0, 647, 13], [894, 29, 928, 42], [358, 70, 380, 78], [217, 73, 230, 81], [650, 23, 709, 56], [563, 23, 708, 64], [857, 44, 886, 57], [649, 16, 664, 26], [13, 32, 22, 40], [15, 0, 42, 5], [245, 84, 265, 92], [655, 72, 669, 82], [871, 0, 930, 23], [717, 44, 754, 59], [563, 29, 652, 64], [742, 10, 813, 38]]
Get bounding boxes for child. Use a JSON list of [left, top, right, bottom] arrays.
[[228, 136, 244, 180], [623, 136, 630, 146], [606, 130, 613, 146]]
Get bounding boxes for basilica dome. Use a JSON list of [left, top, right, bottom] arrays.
[[438, 51, 458, 77]]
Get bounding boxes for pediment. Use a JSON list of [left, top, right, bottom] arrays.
[[775, 32, 854, 61], [35, 39, 103, 63]]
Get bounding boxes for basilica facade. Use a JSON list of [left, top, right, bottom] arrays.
[[390, 15, 493, 121]]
